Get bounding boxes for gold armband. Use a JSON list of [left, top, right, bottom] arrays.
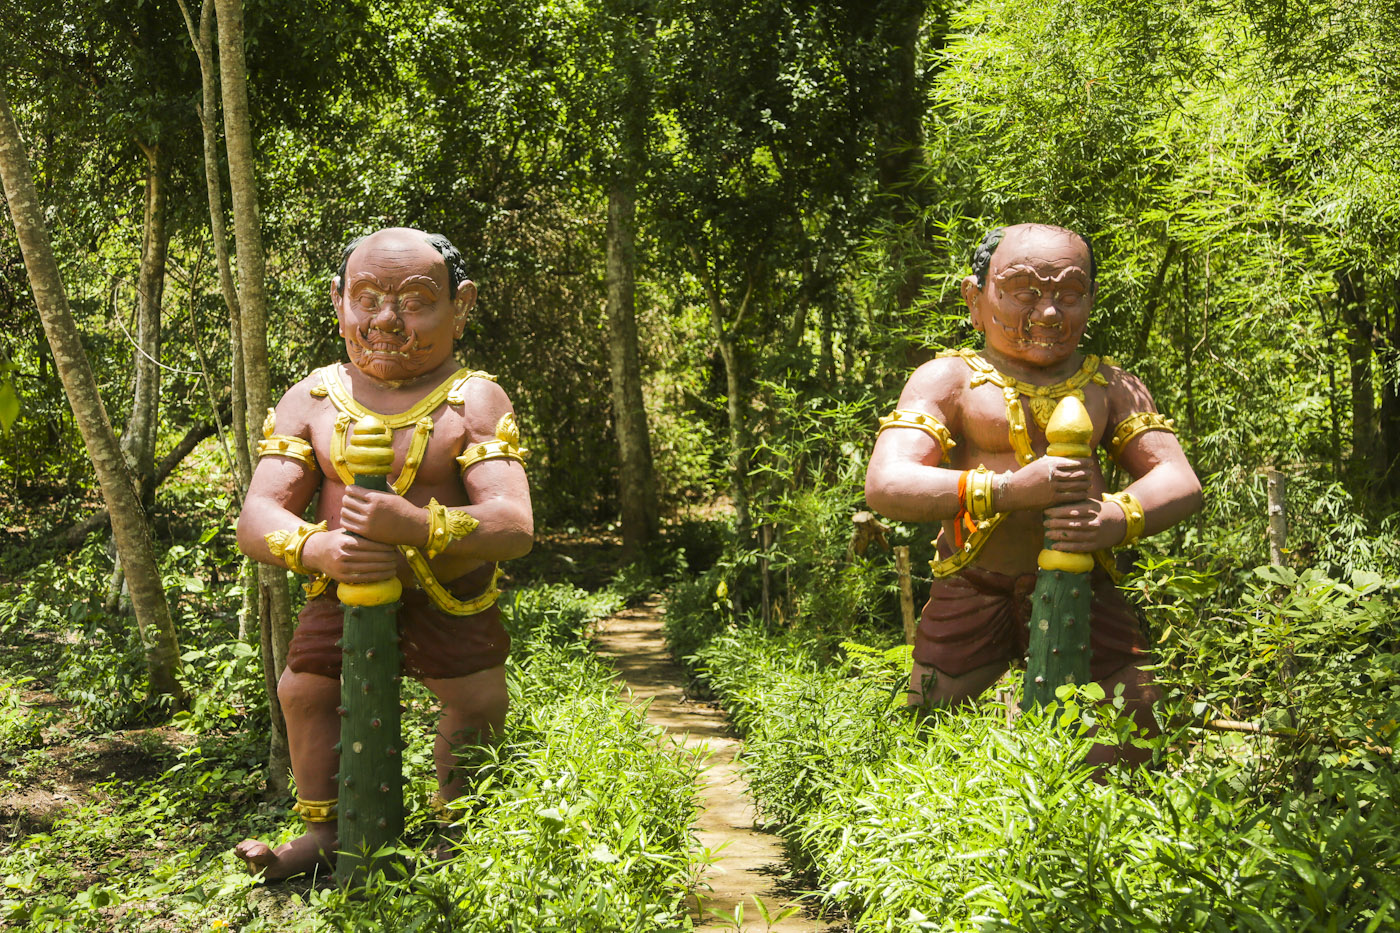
[[424, 497, 480, 559], [293, 796, 337, 823], [457, 413, 529, 472], [1107, 411, 1176, 459], [257, 408, 318, 469], [963, 464, 999, 522], [1103, 491, 1146, 546], [877, 409, 956, 451], [264, 521, 328, 575]]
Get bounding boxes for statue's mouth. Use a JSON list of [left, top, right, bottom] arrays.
[[1022, 327, 1064, 349], [995, 318, 1067, 351], [345, 326, 431, 375]]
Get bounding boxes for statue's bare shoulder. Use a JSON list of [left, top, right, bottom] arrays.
[[897, 355, 970, 429], [1098, 360, 1162, 427], [267, 368, 332, 439], [453, 373, 518, 449]]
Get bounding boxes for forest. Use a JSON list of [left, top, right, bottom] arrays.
[[1, 0, 1398, 929]]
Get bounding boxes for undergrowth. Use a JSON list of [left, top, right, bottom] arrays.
[[1, 577, 701, 932], [689, 629, 1400, 932]]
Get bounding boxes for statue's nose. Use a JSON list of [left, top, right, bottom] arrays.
[[371, 302, 403, 330], [1031, 299, 1063, 325]]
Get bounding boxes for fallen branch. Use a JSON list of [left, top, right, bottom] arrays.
[[1203, 717, 1392, 757]]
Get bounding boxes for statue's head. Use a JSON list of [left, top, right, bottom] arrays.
[[960, 223, 1096, 370], [331, 227, 477, 384]]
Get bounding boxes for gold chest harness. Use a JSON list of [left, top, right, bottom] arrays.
[[260, 365, 529, 615], [876, 350, 1174, 578]]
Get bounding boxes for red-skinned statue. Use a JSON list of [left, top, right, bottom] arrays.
[[865, 223, 1202, 766], [234, 227, 533, 878]]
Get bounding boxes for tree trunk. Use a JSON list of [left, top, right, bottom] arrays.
[[179, 0, 251, 491], [121, 142, 169, 505], [874, 0, 930, 314], [1377, 277, 1400, 500], [715, 328, 750, 544], [0, 84, 184, 703], [605, 181, 659, 552], [215, 0, 291, 792], [1338, 268, 1380, 477], [691, 248, 754, 548]]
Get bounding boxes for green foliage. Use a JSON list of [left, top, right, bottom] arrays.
[[0, 581, 700, 932], [690, 626, 1400, 932]]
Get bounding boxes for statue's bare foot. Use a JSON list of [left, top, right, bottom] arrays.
[[234, 823, 337, 881]]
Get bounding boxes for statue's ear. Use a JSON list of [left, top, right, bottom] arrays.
[[330, 277, 347, 336], [961, 275, 984, 331], [453, 280, 477, 337]]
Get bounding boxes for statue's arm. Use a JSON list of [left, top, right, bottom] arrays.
[[1048, 368, 1203, 553], [445, 378, 534, 561], [864, 359, 965, 523], [1103, 369, 1203, 537], [235, 384, 327, 567]]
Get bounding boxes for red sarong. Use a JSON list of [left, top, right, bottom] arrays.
[[914, 555, 1148, 681], [286, 562, 510, 680]]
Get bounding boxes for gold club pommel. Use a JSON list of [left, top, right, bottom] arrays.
[[344, 415, 395, 477], [1044, 395, 1093, 459]]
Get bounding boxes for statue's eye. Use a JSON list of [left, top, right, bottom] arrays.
[[1056, 290, 1084, 307], [1013, 287, 1041, 304]]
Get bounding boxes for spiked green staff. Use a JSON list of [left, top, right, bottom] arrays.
[[334, 415, 405, 886], [1022, 396, 1096, 711]]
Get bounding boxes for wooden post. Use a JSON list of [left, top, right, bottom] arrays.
[[760, 523, 772, 625], [1267, 468, 1287, 566], [895, 546, 916, 644]]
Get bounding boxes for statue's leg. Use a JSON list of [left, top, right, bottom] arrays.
[[233, 670, 341, 880], [421, 665, 508, 802], [1085, 661, 1161, 770], [907, 659, 1007, 709]]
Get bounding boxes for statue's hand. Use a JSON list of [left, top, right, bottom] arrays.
[[1043, 498, 1127, 552], [1001, 456, 1092, 512], [301, 528, 399, 583], [339, 486, 431, 547]]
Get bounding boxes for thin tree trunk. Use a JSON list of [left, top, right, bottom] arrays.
[[121, 142, 169, 504], [1377, 278, 1400, 499], [0, 84, 184, 702], [214, 0, 266, 479], [605, 181, 659, 552], [690, 247, 755, 548], [1266, 468, 1287, 566], [1130, 240, 1178, 365], [1339, 268, 1380, 476], [215, 0, 291, 792], [875, 0, 930, 314], [178, 0, 250, 490]]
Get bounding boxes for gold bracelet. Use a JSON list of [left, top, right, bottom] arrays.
[[964, 465, 998, 522], [293, 796, 337, 823], [264, 521, 329, 575], [1103, 491, 1146, 546], [424, 498, 481, 559]]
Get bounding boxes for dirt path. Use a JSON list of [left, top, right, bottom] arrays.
[[592, 599, 821, 932]]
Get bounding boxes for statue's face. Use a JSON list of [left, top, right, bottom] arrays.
[[966, 225, 1094, 370], [332, 229, 474, 384]]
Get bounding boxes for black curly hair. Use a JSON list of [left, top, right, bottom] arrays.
[[335, 231, 470, 300], [970, 225, 1096, 287]]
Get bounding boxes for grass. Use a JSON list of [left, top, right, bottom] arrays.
[[0, 560, 702, 932], [682, 623, 1400, 932]]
